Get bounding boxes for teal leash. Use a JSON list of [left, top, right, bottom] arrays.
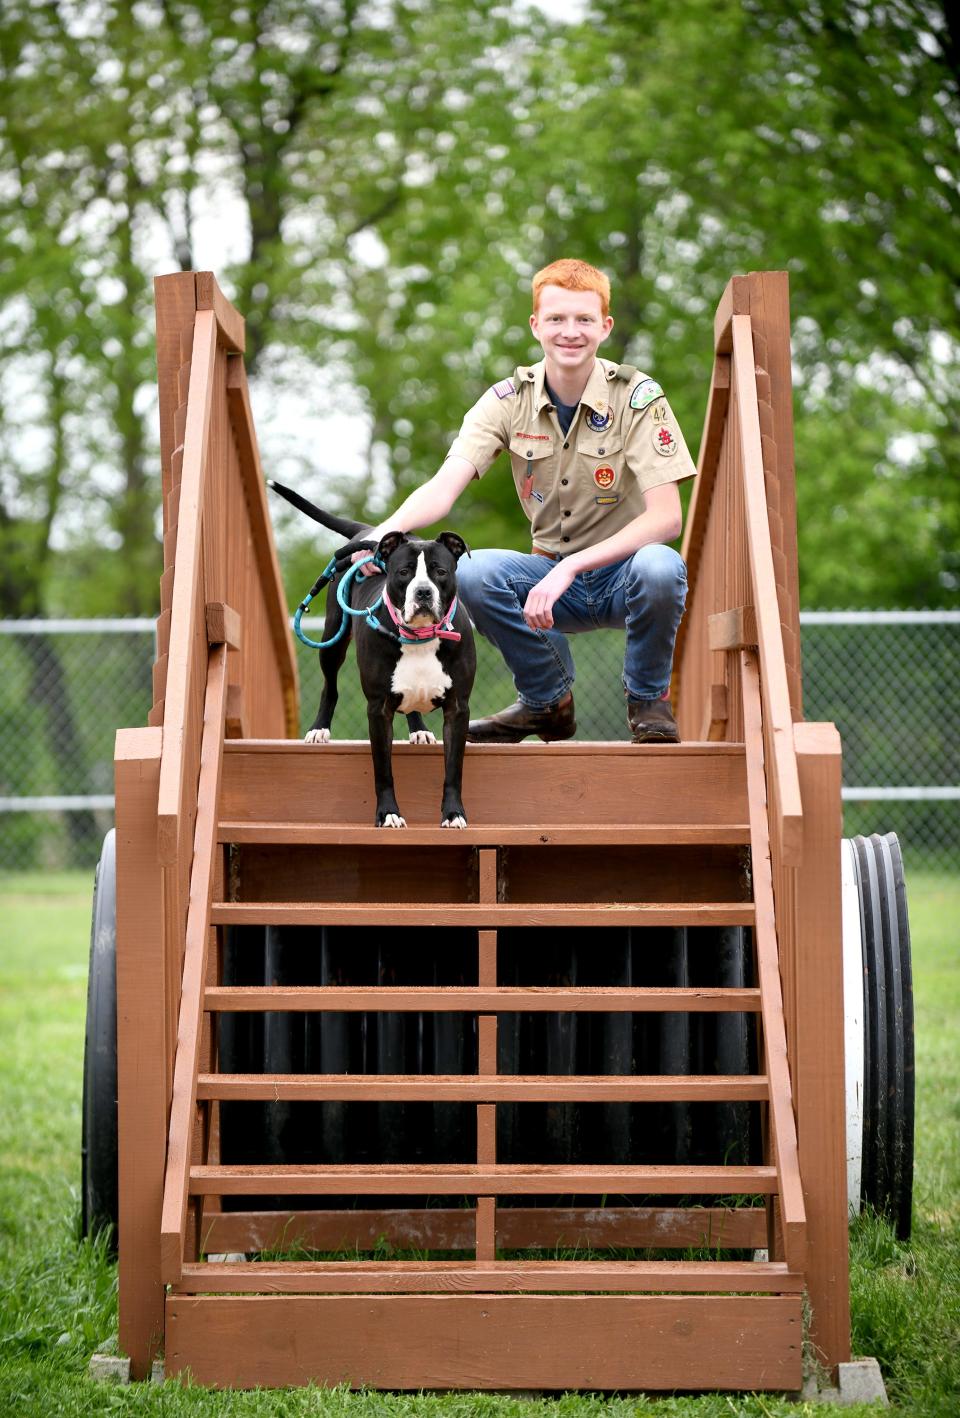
[[293, 553, 386, 650]]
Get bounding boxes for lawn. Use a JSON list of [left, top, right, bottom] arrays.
[[0, 868, 957, 1416]]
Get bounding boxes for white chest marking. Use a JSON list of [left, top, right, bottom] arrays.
[[391, 641, 452, 714]]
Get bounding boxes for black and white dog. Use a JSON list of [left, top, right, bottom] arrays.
[[268, 481, 475, 829]]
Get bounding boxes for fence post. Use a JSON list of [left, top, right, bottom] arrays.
[[115, 726, 167, 1377]]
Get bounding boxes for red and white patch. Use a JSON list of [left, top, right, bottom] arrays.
[[653, 425, 678, 457], [593, 464, 616, 489]]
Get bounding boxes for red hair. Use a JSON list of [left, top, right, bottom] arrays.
[[532, 259, 611, 318]]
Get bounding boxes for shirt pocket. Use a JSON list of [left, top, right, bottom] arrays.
[[508, 435, 554, 497], [576, 435, 625, 493]]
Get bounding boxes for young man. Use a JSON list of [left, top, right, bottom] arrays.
[[358, 258, 697, 743]]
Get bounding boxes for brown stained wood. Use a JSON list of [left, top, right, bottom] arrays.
[[114, 728, 167, 1379], [154, 273, 197, 507], [713, 274, 751, 354], [740, 651, 806, 1272], [218, 740, 749, 829], [224, 354, 299, 737], [500, 844, 748, 905], [198, 1205, 769, 1255], [196, 1073, 769, 1103], [159, 646, 230, 1284], [190, 1163, 779, 1197], [230, 842, 477, 905], [165, 1294, 801, 1390], [225, 683, 246, 740], [205, 601, 241, 650], [157, 308, 219, 865], [731, 317, 803, 866], [174, 1258, 802, 1295], [196, 271, 245, 353], [218, 822, 752, 846], [708, 605, 758, 652], [793, 720, 850, 1375], [203, 985, 762, 1013], [210, 901, 756, 929]]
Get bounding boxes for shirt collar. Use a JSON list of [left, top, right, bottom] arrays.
[[531, 358, 612, 416]]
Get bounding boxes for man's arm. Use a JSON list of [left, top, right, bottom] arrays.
[[354, 455, 478, 571], [521, 482, 683, 629]]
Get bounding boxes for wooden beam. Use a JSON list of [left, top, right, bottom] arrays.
[[209, 901, 757, 929], [195, 271, 245, 352], [216, 821, 751, 846], [205, 601, 241, 650], [708, 605, 758, 652], [713, 275, 751, 354], [203, 985, 762, 1014], [196, 1073, 770, 1103]]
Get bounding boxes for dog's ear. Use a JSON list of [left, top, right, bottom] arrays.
[[436, 531, 470, 561], [376, 530, 409, 563]]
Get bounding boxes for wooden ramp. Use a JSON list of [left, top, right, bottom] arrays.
[[113, 271, 848, 1391]]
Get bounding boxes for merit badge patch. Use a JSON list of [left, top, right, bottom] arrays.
[[630, 378, 664, 411], [492, 378, 516, 400], [593, 464, 616, 489], [653, 425, 678, 457], [586, 408, 612, 431]]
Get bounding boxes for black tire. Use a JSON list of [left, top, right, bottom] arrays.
[[80, 829, 119, 1247]]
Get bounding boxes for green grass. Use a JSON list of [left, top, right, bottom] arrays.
[[0, 870, 957, 1415]]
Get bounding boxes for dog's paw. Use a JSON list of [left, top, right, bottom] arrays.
[[304, 728, 331, 745], [408, 730, 437, 745], [379, 813, 407, 829], [441, 814, 467, 829]]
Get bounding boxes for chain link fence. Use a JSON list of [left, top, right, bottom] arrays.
[[1, 611, 957, 875]]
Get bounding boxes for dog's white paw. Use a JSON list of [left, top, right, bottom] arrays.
[[380, 814, 407, 828], [408, 730, 437, 745], [304, 728, 331, 745], [441, 815, 467, 830]]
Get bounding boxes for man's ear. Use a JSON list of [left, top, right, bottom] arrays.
[[376, 530, 409, 563], [436, 531, 470, 561]]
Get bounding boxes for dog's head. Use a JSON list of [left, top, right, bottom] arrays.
[[377, 531, 469, 626]]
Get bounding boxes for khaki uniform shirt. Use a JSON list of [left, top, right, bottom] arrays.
[[448, 357, 697, 556]]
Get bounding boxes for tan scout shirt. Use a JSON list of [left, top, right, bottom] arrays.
[[448, 357, 697, 557]]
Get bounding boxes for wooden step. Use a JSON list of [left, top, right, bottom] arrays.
[[219, 822, 751, 846], [220, 740, 748, 831], [210, 901, 756, 928], [204, 985, 763, 1013], [196, 1072, 769, 1103], [190, 1163, 779, 1196], [175, 1259, 801, 1295]]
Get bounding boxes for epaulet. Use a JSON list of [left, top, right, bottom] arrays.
[[491, 375, 517, 400], [628, 374, 665, 411], [613, 362, 640, 382]]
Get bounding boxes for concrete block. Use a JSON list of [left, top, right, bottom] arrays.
[[88, 1353, 131, 1383], [837, 1358, 889, 1406]]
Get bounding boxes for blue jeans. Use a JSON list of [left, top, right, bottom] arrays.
[[456, 545, 687, 709]]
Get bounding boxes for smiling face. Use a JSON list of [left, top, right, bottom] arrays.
[[529, 284, 614, 380]]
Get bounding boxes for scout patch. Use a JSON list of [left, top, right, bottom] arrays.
[[653, 425, 678, 457], [595, 495, 619, 505], [593, 464, 616, 489], [651, 401, 668, 423], [630, 378, 664, 411], [586, 408, 612, 431], [493, 378, 516, 399]]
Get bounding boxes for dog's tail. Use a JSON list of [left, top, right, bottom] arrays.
[[267, 480, 372, 539]]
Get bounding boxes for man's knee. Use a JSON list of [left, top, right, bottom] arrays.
[[456, 548, 521, 606], [627, 544, 687, 606]]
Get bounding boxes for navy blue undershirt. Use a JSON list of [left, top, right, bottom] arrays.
[[544, 379, 578, 437]]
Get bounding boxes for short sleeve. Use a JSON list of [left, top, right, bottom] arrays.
[[448, 385, 512, 478], [622, 393, 698, 494]]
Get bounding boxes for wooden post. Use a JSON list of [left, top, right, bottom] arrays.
[[115, 727, 167, 1377], [793, 722, 850, 1375], [476, 850, 498, 1261]]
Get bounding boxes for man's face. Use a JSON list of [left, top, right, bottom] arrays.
[[530, 285, 614, 373]]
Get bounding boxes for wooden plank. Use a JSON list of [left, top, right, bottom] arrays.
[[740, 651, 806, 1272], [204, 985, 762, 1013], [731, 316, 803, 865], [159, 645, 230, 1283], [217, 821, 752, 846], [224, 354, 299, 738], [197, 1073, 769, 1103], [205, 601, 241, 650], [190, 1163, 779, 1197], [156, 308, 219, 865], [713, 274, 751, 354], [218, 740, 749, 829], [708, 605, 758, 652], [175, 1258, 802, 1295], [153, 273, 197, 508], [210, 901, 756, 928], [195, 271, 245, 352], [114, 727, 166, 1380], [793, 720, 850, 1375], [198, 1205, 769, 1255], [165, 1294, 801, 1389]]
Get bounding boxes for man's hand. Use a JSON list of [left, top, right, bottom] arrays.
[[523, 561, 577, 629]]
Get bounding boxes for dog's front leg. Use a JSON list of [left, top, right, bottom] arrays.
[[368, 700, 405, 827], [440, 698, 469, 828]]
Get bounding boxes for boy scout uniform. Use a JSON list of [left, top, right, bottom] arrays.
[[448, 357, 697, 558]]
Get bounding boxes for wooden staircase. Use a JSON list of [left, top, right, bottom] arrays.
[[113, 271, 848, 1391]]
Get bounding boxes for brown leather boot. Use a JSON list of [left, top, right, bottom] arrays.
[[627, 695, 680, 744], [467, 691, 576, 744]]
